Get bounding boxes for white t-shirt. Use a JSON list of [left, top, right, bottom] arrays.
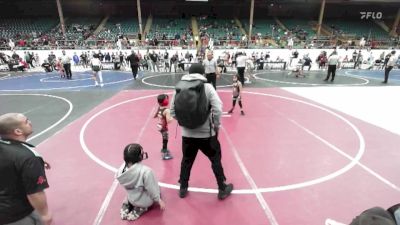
[[236, 55, 248, 68], [387, 55, 397, 67], [328, 55, 340, 65], [91, 58, 101, 66], [61, 55, 71, 64], [203, 58, 217, 74]]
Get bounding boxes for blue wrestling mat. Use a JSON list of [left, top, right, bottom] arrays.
[[0, 70, 136, 91], [343, 69, 400, 83]]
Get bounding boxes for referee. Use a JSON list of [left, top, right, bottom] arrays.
[[383, 50, 396, 84], [61, 50, 72, 79], [324, 51, 339, 82], [203, 51, 220, 89]]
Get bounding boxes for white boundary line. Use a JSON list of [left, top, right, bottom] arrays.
[[221, 126, 279, 225], [0, 72, 46, 80], [141, 72, 234, 89], [0, 93, 73, 142], [253, 71, 369, 86], [78, 90, 400, 224], [344, 70, 400, 83], [79, 90, 370, 193], [0, 71, 133, 91], [287, 114, 400, 192], [40, 75, 93, 83], [0, 74, 11, 80]]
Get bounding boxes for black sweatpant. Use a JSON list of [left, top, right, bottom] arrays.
[[131, 65, 138, 79], [237, 67, 245, 85], [179, 136, 227, 190], [384, 66, 393, 83], [206, 73, 217, 89], [325, 65, 336, 81], [63, 63, 72, 79]]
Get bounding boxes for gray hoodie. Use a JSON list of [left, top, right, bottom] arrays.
[[116, 163, 161, 208], [170, 73, 222, 138]]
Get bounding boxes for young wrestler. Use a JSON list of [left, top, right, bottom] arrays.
[[228, 74, 245, 115], [154, 94, 173, 160]]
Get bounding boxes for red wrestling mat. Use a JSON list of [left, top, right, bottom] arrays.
[[37, 88, 400, 225]]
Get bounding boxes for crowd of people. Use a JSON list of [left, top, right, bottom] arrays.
[[1, 46, 400, 86], [1, 43, 400, 225], [2, 16, 399, 51]]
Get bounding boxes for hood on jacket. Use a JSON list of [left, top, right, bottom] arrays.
[[116, 163, 141, 188], [181, 73, 207, 82]]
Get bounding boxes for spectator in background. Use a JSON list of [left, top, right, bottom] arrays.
[[41, 60, 52, 72], [8, 39, 15, 50], [73, 53, 80, 67], [288, 37, 294, 49]]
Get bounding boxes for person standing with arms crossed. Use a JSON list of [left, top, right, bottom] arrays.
[[0, 113, 53, 225]]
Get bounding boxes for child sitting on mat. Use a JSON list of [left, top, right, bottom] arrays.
[[116, 143, 166, 221]]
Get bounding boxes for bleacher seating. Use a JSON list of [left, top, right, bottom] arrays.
[[280, 19, 315, 40], [97, 17, 139, 41], [0, 16, 397, 50], [0, 18, 58, 40], [198, 17, 241, 40], [61, 17, 100, 41], [241, 19, 277, 38], [148, 18, 191, 40], [325, 20, 389, 40]]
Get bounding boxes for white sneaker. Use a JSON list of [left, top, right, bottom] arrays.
[[120, 208, 129, 220], [100, 83, 104, 87], [95, 82, 99, 86]]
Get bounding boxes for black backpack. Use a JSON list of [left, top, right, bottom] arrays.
[[174, 79, 210, 129], [349, 207, 397, 225]]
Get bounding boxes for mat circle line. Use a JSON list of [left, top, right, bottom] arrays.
[[0, 71, 134, 91], [253, 71, 369, 86], [141, 72, 235, 88], [0, 93, 73, 142], [79, 90, 365, 194]]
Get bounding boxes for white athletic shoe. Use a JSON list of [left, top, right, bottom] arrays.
[[100, 83, 104, 87]]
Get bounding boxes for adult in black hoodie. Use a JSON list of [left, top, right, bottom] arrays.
[[127, 51, 140, 79]]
